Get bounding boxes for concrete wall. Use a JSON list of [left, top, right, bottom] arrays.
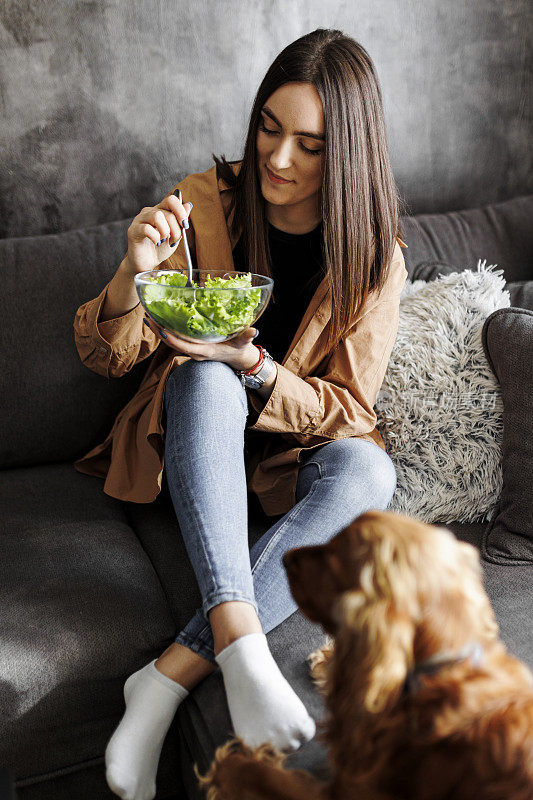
[[0, 0, 530, 238]]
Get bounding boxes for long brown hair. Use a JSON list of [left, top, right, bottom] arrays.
[[213, 28, 407, 354]]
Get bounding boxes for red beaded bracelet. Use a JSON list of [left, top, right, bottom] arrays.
[[235, 344, 264, 376]]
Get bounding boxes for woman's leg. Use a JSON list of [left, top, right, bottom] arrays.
[[161, 359, 315, 751], [162, 358, 261, 652], [176, 435, 397, 659]]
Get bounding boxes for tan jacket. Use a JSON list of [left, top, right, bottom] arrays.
[[73, 161, 408, 516]]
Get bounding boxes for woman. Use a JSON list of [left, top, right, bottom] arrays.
[[73, 28, 408, 800]]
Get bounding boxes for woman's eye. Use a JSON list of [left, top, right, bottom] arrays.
[[300, 143, 323, 156], [258, 122, 322, 156], [259, 123, 278, 135]]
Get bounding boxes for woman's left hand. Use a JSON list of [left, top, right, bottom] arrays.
[[143, 313, 260, 372]]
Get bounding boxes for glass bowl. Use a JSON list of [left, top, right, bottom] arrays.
[[134, 269, 274, 343]]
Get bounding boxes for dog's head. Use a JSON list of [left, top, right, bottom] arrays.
[[283, 510, 499, 712]]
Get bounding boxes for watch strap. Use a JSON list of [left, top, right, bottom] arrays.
[[236, 349, 274, 389]]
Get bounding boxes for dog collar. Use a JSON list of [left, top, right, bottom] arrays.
[[403, 641, 484, 695]]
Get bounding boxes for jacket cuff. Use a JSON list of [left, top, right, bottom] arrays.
[[246, 362, 321, 435], [76, 280, 144, 356], [96, 298, 145, 355]]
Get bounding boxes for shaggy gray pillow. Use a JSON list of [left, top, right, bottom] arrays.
[[412, 261, 533, 311], [375, 261, 510, 523]]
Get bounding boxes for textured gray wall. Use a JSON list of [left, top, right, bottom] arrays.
[[0, 0, 531, 239]]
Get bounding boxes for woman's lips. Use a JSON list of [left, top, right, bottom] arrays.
[[266, 166, 292, 184]]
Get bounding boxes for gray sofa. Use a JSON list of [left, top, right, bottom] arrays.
[[1, 193, 532, 799]]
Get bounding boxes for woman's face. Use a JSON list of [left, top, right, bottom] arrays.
[[256, 82, 325, 220]]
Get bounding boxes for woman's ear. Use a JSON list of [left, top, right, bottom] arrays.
[[340, 591, 415, 714]]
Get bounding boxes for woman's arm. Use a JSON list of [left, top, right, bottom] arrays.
[[73, 262, 160, 379], [73, 185, 196, 378], [98, 256, 141, 321]]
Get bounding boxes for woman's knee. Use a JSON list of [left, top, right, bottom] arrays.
[[165, 359, 247, 411], [313, 438, 397, 509]]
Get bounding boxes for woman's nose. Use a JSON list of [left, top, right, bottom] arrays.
[[269, 138, 293, 170]]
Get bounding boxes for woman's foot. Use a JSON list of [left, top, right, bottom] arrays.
[[105, 659, 189, 800], [215, 632, 316, 751]]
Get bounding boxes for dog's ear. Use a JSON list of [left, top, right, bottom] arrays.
[[339, 590, 415, 714], [336, 515, 420, 714]]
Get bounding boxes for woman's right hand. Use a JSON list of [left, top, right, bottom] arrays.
[[122, 192, 193, 276]]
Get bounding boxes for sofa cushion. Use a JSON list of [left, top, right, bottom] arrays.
[[401, 194, 533, 282], [507, 281, 533, 310], [411, 260, 456, 282], [480, 308, 533, 564], [0, 463, 182, 796], [122, 477, 204, 631], [375, 264, 508, 523], [0, 219, 147, 471]]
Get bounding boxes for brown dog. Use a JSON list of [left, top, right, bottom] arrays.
[[197, 510, 533, 799]]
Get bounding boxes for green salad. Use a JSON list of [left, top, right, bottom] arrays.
[[143, 272, 262, 338]]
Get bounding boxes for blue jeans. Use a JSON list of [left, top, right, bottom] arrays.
[[163, 359, 396, 663]]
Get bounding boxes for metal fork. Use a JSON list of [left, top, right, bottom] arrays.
[[175, 188, 194, 288]]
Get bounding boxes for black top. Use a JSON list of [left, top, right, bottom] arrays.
[[232, 219, 326, 364]]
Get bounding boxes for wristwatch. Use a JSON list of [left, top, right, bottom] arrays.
[[236, 348, 275, 390]]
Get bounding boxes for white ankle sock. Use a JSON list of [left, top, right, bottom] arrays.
[[105, 659, 189, 800], [215, 632, 316, 752]]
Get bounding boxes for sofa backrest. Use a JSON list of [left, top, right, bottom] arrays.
[[0, 218, 147, 470], [1, 195, 531, 470], [401, 194, 533, 282]]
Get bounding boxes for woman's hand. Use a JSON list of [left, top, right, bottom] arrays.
[[122, 193, 193, 276], [143, 313, 261, 372]]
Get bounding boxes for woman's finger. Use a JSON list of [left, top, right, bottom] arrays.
[[169, 192, 193, 228], [228, 327, 258, 348], [158, 193, 193, 232], [143, 313, 165, 337], [145, 207, 182, 247]]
